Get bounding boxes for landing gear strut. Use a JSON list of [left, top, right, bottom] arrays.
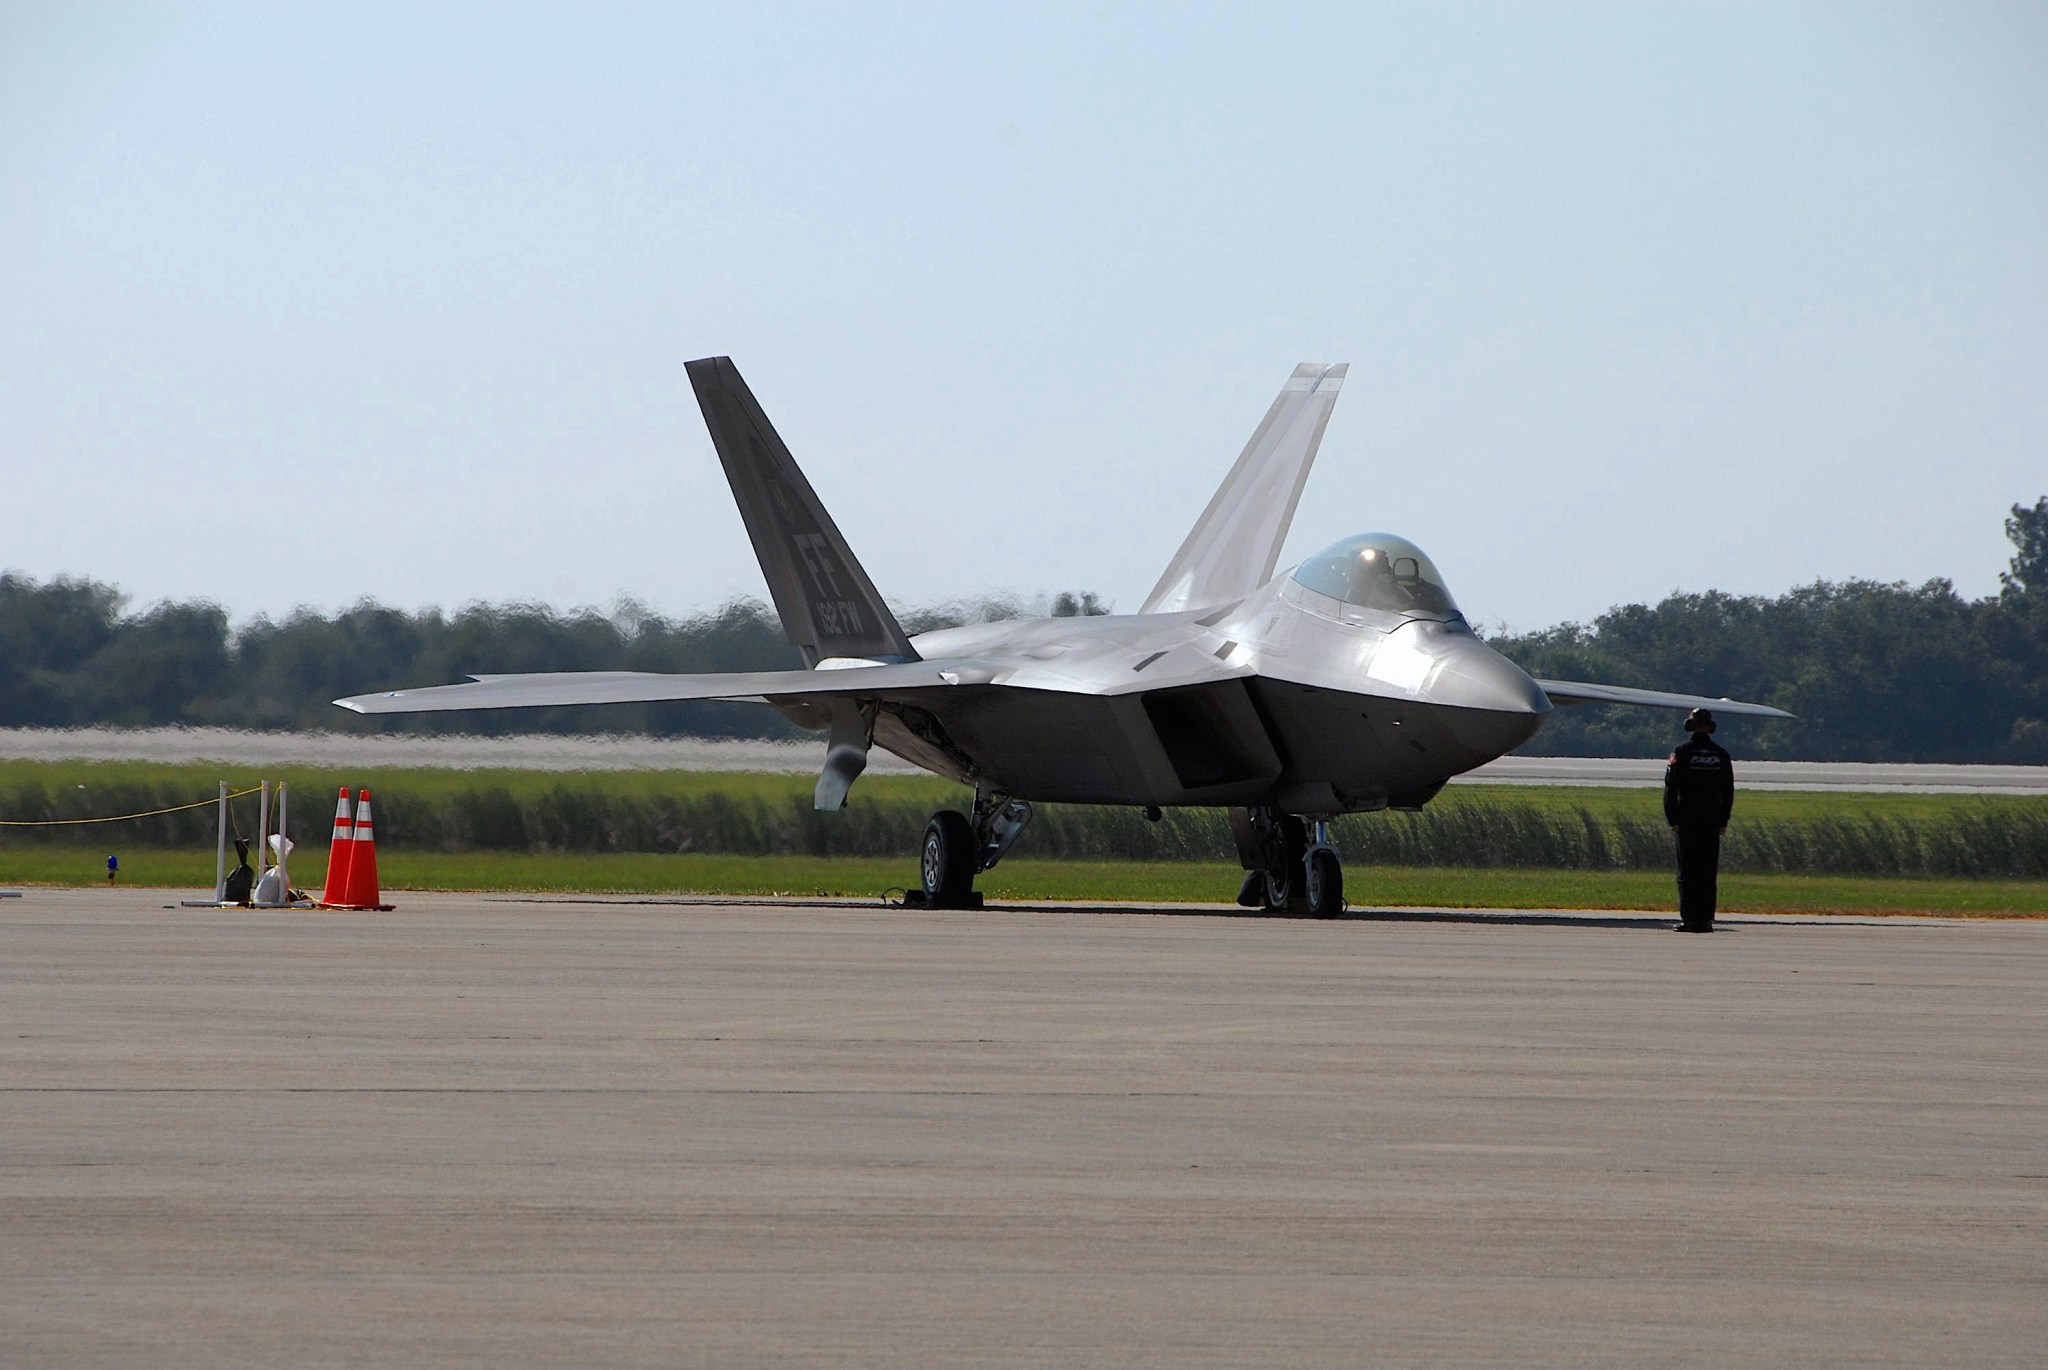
[[912, 787, 1032, 909], [1231, 805, 1345, 918]]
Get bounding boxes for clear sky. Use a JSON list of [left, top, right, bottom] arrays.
[[4, 1, 2043, 634]]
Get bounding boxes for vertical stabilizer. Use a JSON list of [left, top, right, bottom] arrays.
[[687, 357, 918, 666], [1140, 362, 1348, 614]]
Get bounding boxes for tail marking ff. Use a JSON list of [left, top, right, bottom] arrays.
[[686, 357, 918, 665]]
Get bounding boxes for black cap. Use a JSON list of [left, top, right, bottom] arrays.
[[1684, 708, 1717, 734]]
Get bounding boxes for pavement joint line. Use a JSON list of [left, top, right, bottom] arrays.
[[0, 1086, 1219, 1097]]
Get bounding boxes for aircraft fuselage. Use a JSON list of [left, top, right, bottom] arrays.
[[852, 567, 1548, 815]]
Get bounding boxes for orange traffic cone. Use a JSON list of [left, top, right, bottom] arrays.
[[341, 788, 386, 910], [320, 788, 355, 906]]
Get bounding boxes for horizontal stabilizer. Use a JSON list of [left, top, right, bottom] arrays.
[[334, 661, 980, 715], [1537, 679, 1795, 719]]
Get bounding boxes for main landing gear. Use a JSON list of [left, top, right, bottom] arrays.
[[911, 787, 1033, 909], [1231, 805, 1345, 918]]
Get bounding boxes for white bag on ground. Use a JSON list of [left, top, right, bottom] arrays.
[[253, 834, 294, 905]]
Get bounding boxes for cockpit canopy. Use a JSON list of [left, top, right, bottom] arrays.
[[1289, 533, 1461, 619]]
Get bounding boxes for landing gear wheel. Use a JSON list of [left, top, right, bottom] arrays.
[[1304, 848, 1345, 919], [921, 810, 977, 908], [1262, 815, 1309, 910], [1261, 867, 1290, 908]]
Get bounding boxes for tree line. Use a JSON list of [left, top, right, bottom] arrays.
[[1491, 498, 2048, 762], [2, 498, 2042, 762], [0, 583, 1095, 740]]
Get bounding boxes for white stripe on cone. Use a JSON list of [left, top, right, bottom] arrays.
[[320, 787, 355, 906], [342, 788, 382, 908]]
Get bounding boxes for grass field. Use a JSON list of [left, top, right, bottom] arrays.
[[4, 755, 2038, 821], [7, 845, 2044, 917], [5, 757, 2045, 910]]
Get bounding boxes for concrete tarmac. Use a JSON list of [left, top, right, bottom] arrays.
[[4, 889, 2044, 1368]]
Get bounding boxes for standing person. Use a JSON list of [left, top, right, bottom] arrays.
[[105, 854, 118, 885], [1664, 708, 1734, 932]]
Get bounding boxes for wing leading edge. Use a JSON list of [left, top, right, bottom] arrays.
[[333, 661, 980, 715], [1537, 679, 1794, 719]]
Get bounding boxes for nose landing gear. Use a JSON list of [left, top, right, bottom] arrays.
[[1231, 805, 1345, 918], [1304, 844, 1344, 918]]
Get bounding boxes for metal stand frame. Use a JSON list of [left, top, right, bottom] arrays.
[[181, 779, 308, 909]]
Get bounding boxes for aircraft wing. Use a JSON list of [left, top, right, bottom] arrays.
[[333, 661, 989, 715], [1537, 679, 1794, 719]]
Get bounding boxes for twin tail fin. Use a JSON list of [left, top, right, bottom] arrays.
[[1141, 362, 1348, 615], [686, 357, 918, 665]]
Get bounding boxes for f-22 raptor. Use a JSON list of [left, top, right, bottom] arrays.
[[338, 358, 1790, 915]]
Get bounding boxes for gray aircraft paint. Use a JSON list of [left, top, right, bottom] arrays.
[[1141, 362, 1347, 615], [685, 357, 917, 667], [338, 359, 1790, 826]]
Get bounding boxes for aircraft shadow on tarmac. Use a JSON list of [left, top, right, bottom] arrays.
[[527, 896, 1907, 929], [546, 895, 1673, 927], [996, 904, 1920, 929], [1010, 905, 1927, 928], [1017, 904, 1687, 929]]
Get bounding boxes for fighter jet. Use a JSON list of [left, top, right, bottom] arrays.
[[336, 358, 1790, 915]]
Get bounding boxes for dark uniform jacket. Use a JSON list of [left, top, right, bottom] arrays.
[[1663, 734, 1734, 828]]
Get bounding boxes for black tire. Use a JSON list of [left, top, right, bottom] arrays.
[[1262, 866, 1290, 908], [1304, 848, 1345, 919], [1263, 815, 1309, 910], [921, 810, 977, 907]]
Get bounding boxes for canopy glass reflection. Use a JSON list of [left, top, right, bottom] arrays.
[[1290, 533, 1461, 618]]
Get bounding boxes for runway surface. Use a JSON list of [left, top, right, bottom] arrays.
[[4, 889, 2044, 1367], [7, 726, 2046, 792], [0, 726, 930, 774]]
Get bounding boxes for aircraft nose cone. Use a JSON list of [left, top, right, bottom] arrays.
[[1428, 635, 1551, 716], [1413, 634, 1550, 763]]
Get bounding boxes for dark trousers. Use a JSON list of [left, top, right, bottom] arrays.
[[1675, 826, 1721, 928]]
